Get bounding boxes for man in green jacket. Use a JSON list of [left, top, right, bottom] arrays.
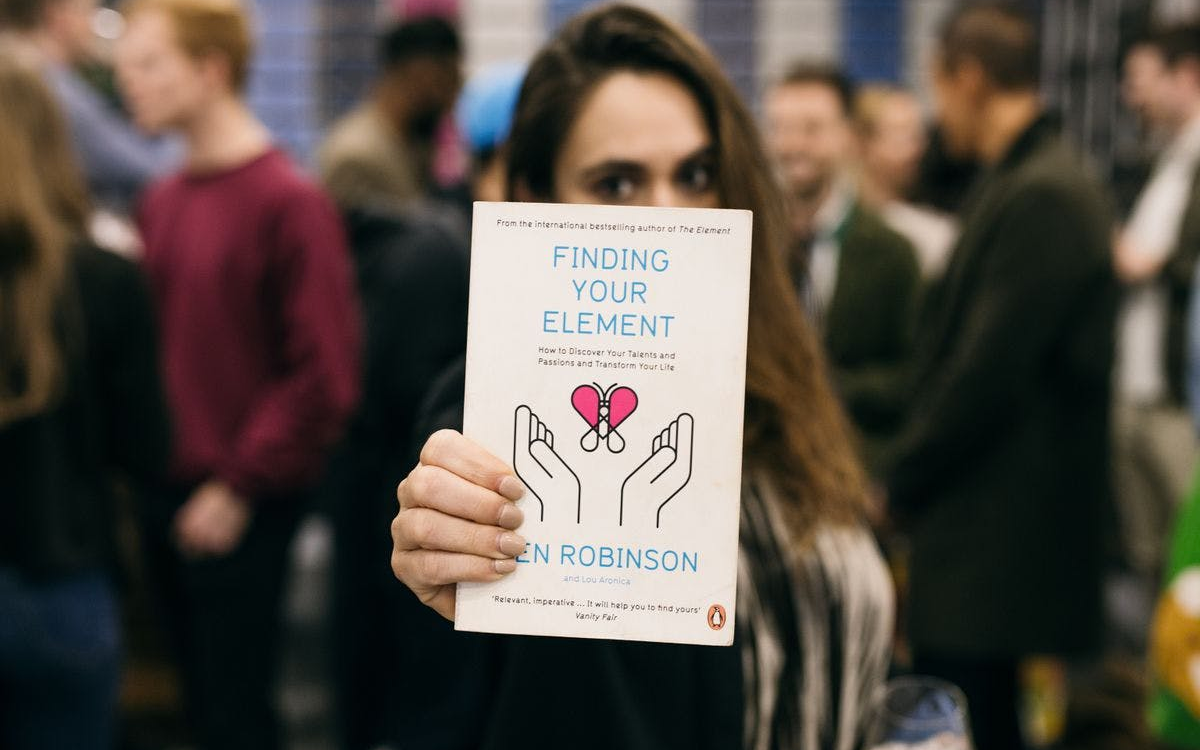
[[765, 62, 921, 473], [886, 5, 1118, 749]]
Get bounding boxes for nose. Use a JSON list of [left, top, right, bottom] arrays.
[[647, 179, 685, 209]]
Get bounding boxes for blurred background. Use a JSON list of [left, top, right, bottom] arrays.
[[15, 0, 1200, 749]]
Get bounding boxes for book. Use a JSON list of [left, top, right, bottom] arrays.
[[455, 201, 752, 645]]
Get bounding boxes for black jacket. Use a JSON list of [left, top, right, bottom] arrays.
[[888, 117, 1118, 657], [401, 358, 743, 750], [320, 207, 480, 750], [0, 243, 169, 579], [823, 204, 921, 470]]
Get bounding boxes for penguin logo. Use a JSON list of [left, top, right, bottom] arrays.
[[707, 604, 727, 631]]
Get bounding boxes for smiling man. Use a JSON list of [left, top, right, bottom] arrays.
[[764, 62, 920, 473]]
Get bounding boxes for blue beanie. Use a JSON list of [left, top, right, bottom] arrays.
[[456, 62, 527, 154]]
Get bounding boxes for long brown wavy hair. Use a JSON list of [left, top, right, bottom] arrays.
[[0, 51, 90, 425], [506, 4, 868, 540]]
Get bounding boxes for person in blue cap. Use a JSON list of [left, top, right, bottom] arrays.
[[456, 61, 525, 203]]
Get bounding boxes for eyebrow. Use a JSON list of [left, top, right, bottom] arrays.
[[577, 145, 716, 183]]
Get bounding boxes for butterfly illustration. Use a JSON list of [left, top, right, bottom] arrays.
[[571, 383, 638, 453]]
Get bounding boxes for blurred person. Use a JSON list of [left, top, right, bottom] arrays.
[[1111, 25, 1200, 588], [318, 15, 462, 212], [389, 6, 895, 749], [322, 60, 529, 750], [324, 192, 470, 750], [456, 61, 525, 203], [854, 84, 958, 279], [0, 50, 168, 750], [1123, 32, 1173, 144], [884, 4, 1118, 749], [0, 0, 176, 211], [764, 62, 921, 473], [114, 1, 360, 748]]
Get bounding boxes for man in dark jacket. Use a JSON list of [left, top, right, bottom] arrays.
[[765, 62, 921, 472], [886, 5, 1118, 749]]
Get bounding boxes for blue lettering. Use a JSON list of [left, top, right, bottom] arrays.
[[631, 281, 647, 304], [597, 313, 618, 335], [660, 314, 674, 337], [682, 551, 698, 572], [645, 548, 659, 571], [579, 545, 596, 566], [651, 249, 669, 272], [662, 550, 679, 571]]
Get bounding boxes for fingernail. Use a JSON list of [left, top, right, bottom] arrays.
[[494, 558, 517, 574], [498, 502, 524, 530], [498, 532, 527, 557], [498, 475, 526, 501]]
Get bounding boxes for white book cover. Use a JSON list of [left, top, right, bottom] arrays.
[[456, 201, 752, 646]]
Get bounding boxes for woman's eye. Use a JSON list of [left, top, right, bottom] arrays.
[[591, 174, 636, 202], [678, 162, 714, 194]]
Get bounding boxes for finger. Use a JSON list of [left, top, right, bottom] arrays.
[[514, 407, 534, 450], [398, 507, 526, 559], [642, 445, 677, 482], [398, 464, 525, 531], [546, 427, 554, 449], [669, 419, 679, 449], [396, 549, 518, 590], [676, 413, 694, 456], [530, 439, 570, 474], [421, 429, 525, 501], [652, 433, 662, 452]]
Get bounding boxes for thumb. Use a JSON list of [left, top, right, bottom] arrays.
[[641, 444, 677, 483], [530, 439, 572, 477]]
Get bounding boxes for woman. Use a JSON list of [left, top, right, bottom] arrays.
[[0, 51, 168, 750], [390, 6, 893, 749]]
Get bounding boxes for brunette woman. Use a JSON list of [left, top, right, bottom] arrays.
[[0, 51, 168, 750], [390, 7, 893, 749]]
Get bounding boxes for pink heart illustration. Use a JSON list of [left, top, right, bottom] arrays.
[[571, 385, 601, 428], [607, 387, 638, 429]]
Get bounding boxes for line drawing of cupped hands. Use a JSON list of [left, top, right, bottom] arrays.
[[619, 413, 694, 528], [513, 405, 582, 523]]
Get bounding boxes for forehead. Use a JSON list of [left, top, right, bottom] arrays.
[[120, 8, 178, 48], [1125, 44, 1167, 72], [558, 71, 711, 166], [766, 82, 845, 118], [880, 93, 921, 120]]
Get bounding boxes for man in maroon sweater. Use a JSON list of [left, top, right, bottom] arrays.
[[115, 2, 360, 748]]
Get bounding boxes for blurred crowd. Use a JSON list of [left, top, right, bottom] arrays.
[[7, 0, 1200, 749]]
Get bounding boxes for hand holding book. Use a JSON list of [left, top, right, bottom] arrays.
[[390, 430, 528, 620]]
